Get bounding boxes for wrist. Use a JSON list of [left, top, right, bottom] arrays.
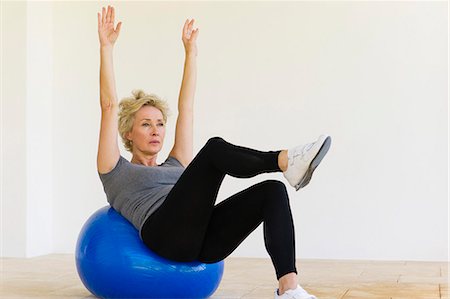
[[100, 45, 113, 51], [185, 51, 197, 58]]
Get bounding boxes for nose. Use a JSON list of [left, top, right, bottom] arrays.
[[150, 126, 159, 135]]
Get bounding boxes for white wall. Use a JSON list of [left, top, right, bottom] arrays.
[[1, 1, 53, 258], [1, 1, 27, 257], [26, 1, 54, 257], [1, 1, 448, 261]]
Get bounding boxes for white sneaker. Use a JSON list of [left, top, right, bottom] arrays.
[[283, 135, 331, 191], [274, 284, 318, 299]]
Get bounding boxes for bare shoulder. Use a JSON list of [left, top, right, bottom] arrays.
[[167, 152, 190, 168]]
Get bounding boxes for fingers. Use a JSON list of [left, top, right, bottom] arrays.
[[116, 22, 122, 35], [188, 19, 194, 34], [190, 28, 199, 41], [184, 19, 194, 29], [102, 7, 106, 24], [111, 6, 115, 24], [99, 5, 116, 26], [106, 6, 111, 24], [183, 19, 189, 35], [183, 18, 197, 38]]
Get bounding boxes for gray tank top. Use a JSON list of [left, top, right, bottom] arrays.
[[98, 155, 185, 239]]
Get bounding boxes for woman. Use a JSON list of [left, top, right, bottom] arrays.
[[97, 5, 331, 299]]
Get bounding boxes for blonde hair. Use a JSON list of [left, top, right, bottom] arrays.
[[118, 89, 171, 152]]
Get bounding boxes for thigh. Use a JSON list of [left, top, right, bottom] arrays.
[[141, 138, 226, 261], [198, 180, 285, 263]]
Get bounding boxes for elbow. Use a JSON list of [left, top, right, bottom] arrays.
[[100, 99, 118, 112], [178, 103, 194, 113]]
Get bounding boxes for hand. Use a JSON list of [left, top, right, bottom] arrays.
[[182, 19, 199, 56], [98, 5, 122, 48]]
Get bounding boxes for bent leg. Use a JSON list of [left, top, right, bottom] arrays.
[[141, 137, 282, 261], [198, 180, 297, 280]]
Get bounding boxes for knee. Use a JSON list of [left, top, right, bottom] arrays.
[[259, 180, 289, 202], [259, 180, 287, 192], [204, 136, 226, 152], [207, 136, 225, 145]]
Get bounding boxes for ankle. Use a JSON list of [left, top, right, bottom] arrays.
[[278, 272, 298, 294], [278, 150, 288, 172]]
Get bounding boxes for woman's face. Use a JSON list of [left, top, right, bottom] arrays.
[[126, 105, 166, 155]]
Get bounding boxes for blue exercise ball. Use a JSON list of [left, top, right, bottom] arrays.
[[75, 206, 224, 299]]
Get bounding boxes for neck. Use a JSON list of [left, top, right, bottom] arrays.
[[131, 153, 158, 166]]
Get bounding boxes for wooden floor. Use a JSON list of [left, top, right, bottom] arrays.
[[0, 254, 448, 299]]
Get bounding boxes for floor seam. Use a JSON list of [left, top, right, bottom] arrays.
[[339, 288, 350, 299]]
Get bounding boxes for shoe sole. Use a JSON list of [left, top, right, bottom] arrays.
[[295, 136, 332, 191]]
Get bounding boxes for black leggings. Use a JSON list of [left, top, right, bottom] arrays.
[[141, 137, 297, 280]]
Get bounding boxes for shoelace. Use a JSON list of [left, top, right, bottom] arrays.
[[291, 142, 315, 163]]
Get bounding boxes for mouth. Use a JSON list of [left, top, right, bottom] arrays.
[[150, 141, 160, 144]]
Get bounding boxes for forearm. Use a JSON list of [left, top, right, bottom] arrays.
[[177, 53, 197, 111], [99, 46, 119, 110]]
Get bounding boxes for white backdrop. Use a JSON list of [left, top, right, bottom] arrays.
[[1, 1, 448, 261]]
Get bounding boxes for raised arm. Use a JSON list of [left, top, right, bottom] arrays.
[[97, 5, 122, 174], [168, 19, 199, 167]]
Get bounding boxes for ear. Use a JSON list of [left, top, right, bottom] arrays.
[[125, 131, 132, 141]]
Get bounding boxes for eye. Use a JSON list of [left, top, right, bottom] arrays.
[[158, 123, 164, 127], [142, 123, 149, 127]]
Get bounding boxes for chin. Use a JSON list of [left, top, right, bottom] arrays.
[[153, 145, 163, 153]]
